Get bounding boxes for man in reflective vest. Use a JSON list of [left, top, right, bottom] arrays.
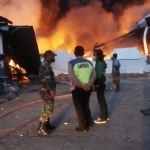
[[68, 46, 96, 132]]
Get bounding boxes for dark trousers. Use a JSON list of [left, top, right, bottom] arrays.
[[96, 84, 108, 120], [72, 87, 92, 130]]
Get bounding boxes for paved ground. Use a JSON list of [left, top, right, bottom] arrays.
[[0, 77, 150, 150]]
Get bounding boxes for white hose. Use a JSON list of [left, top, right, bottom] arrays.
[[143, 26, 149, 55]]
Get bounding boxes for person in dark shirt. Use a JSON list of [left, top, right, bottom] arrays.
[[94, 49, 109, 124]]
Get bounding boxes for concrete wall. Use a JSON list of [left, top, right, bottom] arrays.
[[51, 51, 150, 76], [105, 58, 150, 73], [51, 50, 75, 75]]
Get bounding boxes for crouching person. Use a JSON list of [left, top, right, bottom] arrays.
[[37, 50, 57, 136]]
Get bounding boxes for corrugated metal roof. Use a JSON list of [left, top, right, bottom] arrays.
[[131, 13, 150, 31]]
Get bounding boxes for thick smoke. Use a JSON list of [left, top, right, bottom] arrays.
[[0, 0, 41, 29], [38, 0, 88, 36], [37, 0, 59, 36], [37, 0, 150, 53], [38, 0, 147, 36], [0, 0, 149, 53], [100, 0, 146, 14]]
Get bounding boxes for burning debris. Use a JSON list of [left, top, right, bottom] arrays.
[[0, 17, 40, 97], [9, 59, 28, 83], [94, 14, 150, 58], [0, 1, 150, 77]]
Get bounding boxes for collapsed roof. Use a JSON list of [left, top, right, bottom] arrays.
[[95, 14, 150, 55], [97, 27, 147, 48], [132, 13, 150, 31]]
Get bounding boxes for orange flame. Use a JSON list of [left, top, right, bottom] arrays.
[[37, 1, 150, 54], [9, 59, 29, 83], [9, 59, 26, 73], [0, 0, 150, 55]]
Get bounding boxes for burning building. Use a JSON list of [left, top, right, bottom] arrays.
[[92, 13, 150, 73], [49, 14, 150, 75], [0, 16, 40, 87], [36, 0, 150, 53], [96, 14, 150, 57], [1, 1, 150, 76]]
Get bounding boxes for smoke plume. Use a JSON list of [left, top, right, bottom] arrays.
[[37, 0, 148, 36], [0, 0, 150, 53], [37, 0, 59, 36], [0, 0, 41, 29], [37, 0, 150, 53], [100, 0, 146, 15]]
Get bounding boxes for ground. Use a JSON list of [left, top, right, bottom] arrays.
[[0, 77, 150, 150]]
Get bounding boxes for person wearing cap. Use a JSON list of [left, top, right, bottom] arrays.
[[111, 53, 121, 92], [68, 46, 96, 132], [37, 50, 57, 136]]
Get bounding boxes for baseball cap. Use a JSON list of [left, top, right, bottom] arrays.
[[44, 50, 57, 58]]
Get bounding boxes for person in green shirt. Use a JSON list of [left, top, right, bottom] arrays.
[[93, 49, 109, 124]]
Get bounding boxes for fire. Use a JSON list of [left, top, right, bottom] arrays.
[[9, 59, 15, 67], [36, 1, 150, 55], [85, 52, 111, 61], [37, 27, 76, 53], [1, 0, 150, 55], [9, 59, 29, 82], [9, 59, 26, 73]]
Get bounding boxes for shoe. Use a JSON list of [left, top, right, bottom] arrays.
[[45, 118, 56, 130], [115, 89, 120, 92], [94, 118, 106, 124], [95, 117, 109, 121], [87, 119, 93, 129], [37, 122, 50, 136], [45, 122, 56, 130], [75, 127, 88, 132], [89, 123, 93, 129]]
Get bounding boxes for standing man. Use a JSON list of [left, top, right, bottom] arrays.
[[111, 53, 121, 92], [37, 50, 57, 136], [68, 46, 96, 132]]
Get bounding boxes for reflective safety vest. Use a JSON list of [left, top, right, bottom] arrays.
[[69, 57, 93, 84]]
